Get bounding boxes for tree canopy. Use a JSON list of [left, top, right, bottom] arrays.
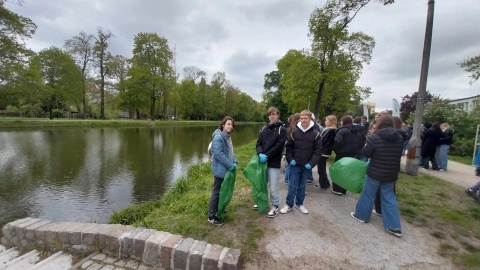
[[459, 54, 480, 84]]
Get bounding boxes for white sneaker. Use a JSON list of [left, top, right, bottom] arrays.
[[267, 205, 279, 218], [297, 205, 309, 214], [280, 205, 293, 214]]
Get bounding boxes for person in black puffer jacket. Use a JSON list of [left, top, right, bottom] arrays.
[[281, 110, 322, 215], [421, 122, 442, 170], [332, 115, 364, 195], [351, 115, 404, 237], [435, 123, 454, 171], [314, 115, 337, 190], [255, 107, 287, 218]]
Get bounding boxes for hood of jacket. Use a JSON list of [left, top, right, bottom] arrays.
[[376, 127, 401, 141], [297, 120, 314, 132], [212, 128, 229, 139]]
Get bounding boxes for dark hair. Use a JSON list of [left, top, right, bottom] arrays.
[[341, 115, 353, 127], [393, 116, 403, 129], [353, 117, 361, 124], [267, 107, 280, 116], [219, 116, 235, 131], [424, 122, 432, 129], [361, 115, 368, 120], [374, 115, 394, 133], [432, 122, 440, 129]]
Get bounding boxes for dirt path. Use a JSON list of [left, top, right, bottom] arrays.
[[244, 159, 478, 270]]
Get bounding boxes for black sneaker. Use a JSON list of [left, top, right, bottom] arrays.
[[208, 217, 224, 226], [350, 212, 366, 223], [307, 179, 313, 184], [314, 184, 329, 190], [465, 188, 479, 201], [267, 205, 279, 218], [386, 229, 402, 237], [331, 190, 343, 196], [252, 204, 258, 210]]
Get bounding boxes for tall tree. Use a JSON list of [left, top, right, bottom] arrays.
[[183, 66, 206, 83], [399, 90, 435, 121], [459, 54, 480, 84], [30, 47, 83, 119], [263, 71, 290, 119], [64, 31, 94, 114], [0, 0, 37, 84], [128, 32, 174, 120], [93, 28, 114, 119]]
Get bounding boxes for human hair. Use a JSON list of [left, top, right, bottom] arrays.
[[440, 122, 450, 131], [218, 116, 235, 131], [341, 115, 353, 128], [288, 113, 300, 137], [300, 110, 312, 119], [267, 107, 280, 116], [361, 115, 367, 120], [392, 116, 403, 130], [353, 117, 361, 124], [432, 122, 440, 129], [374, 115, 394, 133], [325, 115, 337, 129]]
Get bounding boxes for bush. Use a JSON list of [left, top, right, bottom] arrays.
[[450, 138, 476, 157]]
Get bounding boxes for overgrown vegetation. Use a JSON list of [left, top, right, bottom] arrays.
[[396, 171, 480, 268], [110, 141, 266, 262]]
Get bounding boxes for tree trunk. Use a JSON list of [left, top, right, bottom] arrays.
[[313, 79, 325, 116]]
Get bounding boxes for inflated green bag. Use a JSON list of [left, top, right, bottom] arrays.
[[218, 170, 236, 220], [243, 155, 269, 213], [329, 157, 367, 193]]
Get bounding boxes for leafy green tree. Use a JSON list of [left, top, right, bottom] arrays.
[[177, 78, 198, 119], [399, 90, 436, 121], [0, 0, 36, 84], [93, 28, 114, 119], [128, 32, 174, 120], [459, 54, 480, 84], [263, 71, 290, 119], [64, 31, 94, 114], [30, 47, 83, 118], [183, 66, 206, 83]]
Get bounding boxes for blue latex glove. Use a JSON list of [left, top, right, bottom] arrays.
[[289, 160, 296, 166], [229, 163, 237, 171], [305, 164, 312, 170], [259, 153, 268, 163]]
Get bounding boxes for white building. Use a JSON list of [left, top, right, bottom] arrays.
[[449, 95, 480, 112]]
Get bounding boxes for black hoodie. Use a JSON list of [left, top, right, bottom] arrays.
[[362, 127, 404, 182], [256, 121, 287, 168]]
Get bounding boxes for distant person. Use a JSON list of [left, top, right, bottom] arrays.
[[281, 110, 322, 215], [351, 115, 404, 237], [208, 116, 237, 226], [420, 122, 442, 171], [254, 107, 287, 218], [314, 115, 337, 190], [332, 115, 364, 196], [283, 113, 300, 184], [403, 122, 413, 156], [436, 123, 454, 171], [315, 118, 324, 133], [361, 115, 370, 132], [353, 116, 367, 161]]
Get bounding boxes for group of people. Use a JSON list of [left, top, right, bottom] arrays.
[[419, 122, 454, 171], [207, 108, 407, 237]]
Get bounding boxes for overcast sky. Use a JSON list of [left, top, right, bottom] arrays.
[[8, 0, 480, 111]]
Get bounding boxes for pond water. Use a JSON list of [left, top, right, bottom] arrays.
[[0, 124, 262, 228]]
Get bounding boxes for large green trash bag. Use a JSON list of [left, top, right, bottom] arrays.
[[243, 155, 269, 213], [329, 157, 367, 193], [218, 170, 236, 220]]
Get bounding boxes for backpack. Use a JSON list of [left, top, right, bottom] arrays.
[[208, 141, 213, 159]]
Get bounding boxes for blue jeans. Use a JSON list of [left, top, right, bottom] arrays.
[[285, 165, 308, 207], [354, 175, 402, 231], [436, 145, 450, 170], [267, 168, 280, 206], [284, 164, 290, 183]]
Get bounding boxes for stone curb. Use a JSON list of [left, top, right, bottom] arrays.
[[1, 218, 242, 270]]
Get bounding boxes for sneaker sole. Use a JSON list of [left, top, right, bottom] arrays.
[[295, 205, 309, 214], [207, 218, 223, 226], [267, 213, 278, 218], [351, 212, 366, 223], [386, 229, 402, 237]]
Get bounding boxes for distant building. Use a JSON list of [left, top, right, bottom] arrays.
[[449, 95, 480, 112]]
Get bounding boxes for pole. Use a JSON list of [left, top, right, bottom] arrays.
[[405, 0, 435, 176]]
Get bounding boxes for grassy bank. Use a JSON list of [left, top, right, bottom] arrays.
[[0, 118, 259, 129], [110, 141, 480, 267], [110, 140, 265, 262], [450, 155, 476, 166]]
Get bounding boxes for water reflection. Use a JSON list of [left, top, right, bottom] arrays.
[[0, 124, 262, 228]]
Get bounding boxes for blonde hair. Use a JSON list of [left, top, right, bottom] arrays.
[[440, 123, 450, 132], [300, 110, 312, 119], [325, 115, 337, 129]]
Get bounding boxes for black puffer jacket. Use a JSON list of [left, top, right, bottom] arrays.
[[256, 121, 286, 168], [438, 128, 454, 145], [333, 125, 364, 157], [285, 121, 322, 167], [421, 126, 442, 156], [321, 128, 336, 157], [362, 127, 404, 182]]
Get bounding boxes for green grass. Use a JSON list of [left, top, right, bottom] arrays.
[[110, 140, 265, 262], [449, 155, 476, 166], [397, 171, 480, 268]]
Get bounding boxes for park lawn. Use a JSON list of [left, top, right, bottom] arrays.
[[111, 140, 480, 267], [450, 155, 476, 166]]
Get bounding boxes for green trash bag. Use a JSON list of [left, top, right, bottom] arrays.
[[243, 155, 269, 213], [218, 170, 236, 220], [329, 157, 367, 193]]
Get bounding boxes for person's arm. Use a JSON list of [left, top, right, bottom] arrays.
[[256, 128, 264, 154], [308, 131, 323, 166], [285, 133, 294, 163], [265, 127, 287, 158], [361, 136, 375, 158], [333, 129, 345, 152]]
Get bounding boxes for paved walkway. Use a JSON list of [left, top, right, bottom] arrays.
[[244, 158, 479, 270]]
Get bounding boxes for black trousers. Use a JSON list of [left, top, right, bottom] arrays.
[[208, 176, 223, 219], [317, 156, 331, 188]]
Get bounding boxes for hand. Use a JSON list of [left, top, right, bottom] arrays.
[[229, 163, 237, 171], [289, 160, 296, 166], [259, 153, 268, 163], [305, 164, 312, 170]]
